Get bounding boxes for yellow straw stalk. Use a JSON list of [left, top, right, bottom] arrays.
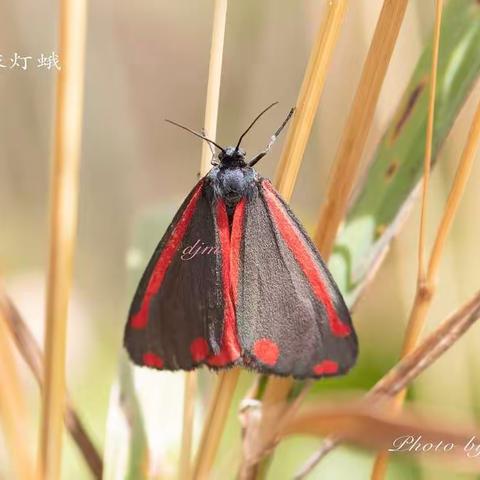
[[39, 0, 87, 478]]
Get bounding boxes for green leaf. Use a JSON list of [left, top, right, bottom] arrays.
[[331, 0, 480, 307]]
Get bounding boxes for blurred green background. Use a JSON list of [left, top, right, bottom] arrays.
[[1, 1, 479, 478]]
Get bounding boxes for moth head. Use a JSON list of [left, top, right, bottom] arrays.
[[218, 147, 246, 166]]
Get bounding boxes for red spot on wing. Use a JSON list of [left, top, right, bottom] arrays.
[[206, 200, 241, 367], [190, 337, 209, 362], [253, 338, 279, 366], [313, 359, 339, 375], [130, 182, 204, 329], [143, 352, 164, 369], [206, 350, 231, 367], [262, 181, 350, 337]]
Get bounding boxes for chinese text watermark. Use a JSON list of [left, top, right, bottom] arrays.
[[0, 52, 61, 71]]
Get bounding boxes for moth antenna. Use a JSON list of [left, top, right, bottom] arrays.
[[235, 102, 279, 151], [248, 107, 295, 167], [165, 119, 226, 153]]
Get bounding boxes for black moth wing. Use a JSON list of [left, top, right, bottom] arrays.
[[124, 179, 228, 371], [235, 179, 358, 379]]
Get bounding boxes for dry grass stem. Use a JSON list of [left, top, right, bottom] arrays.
[[372, 289, 480, 398], [199, 0, 228, 174], [39, 0, 88, 478], [372, 2, 444, 475], [274, 0, 349, 198], [259, 0, 352, 421], [0, 289, 103, 479], [252, 377, 292, 462], [185, 2, 229, 479], [179, 372, 197, 480], [294, 288, 480, 478], [417, 0, 444, 283], [193, 369, 241, 479], [0, 309, 35, 480], [313, 0, 409, 259], [244, 0, 409, 473], [426, 98, 480, 284]]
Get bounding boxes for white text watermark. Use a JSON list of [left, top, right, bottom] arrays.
[[181, 239, 220, 261], [389, 435, 480, 458], [0, 52, 61, 71]]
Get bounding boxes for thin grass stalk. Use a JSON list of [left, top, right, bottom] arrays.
[[244, 1, 409, 476], [417, 0, 443, 283], [187, 2, 229, 478], [426, 102, 480, 285], [238, 2, 351, 476], [0, 289, 102, 478], [199, 0, 228, 174], [372, 0, 443, 473], [314, 0, 409, 258], [372, 290, 480, 399], [38, 0, 87, 478], [193, 369, 240, 479], [0, 310, 35, 480], [179, 372, 198, 480], [397, 80, 480, 381], [274, 0, 349, 198]]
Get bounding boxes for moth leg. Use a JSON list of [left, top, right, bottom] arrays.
[[201, 128, 219, 165], [248, 107, 295, 166]]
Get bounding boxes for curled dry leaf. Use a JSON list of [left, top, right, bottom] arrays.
[[282, 401, 480, 473]]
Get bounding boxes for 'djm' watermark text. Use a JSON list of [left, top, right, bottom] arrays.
[[181, 239, 219, 261]]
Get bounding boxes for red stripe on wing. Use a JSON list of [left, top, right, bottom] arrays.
[[262, 181, 350, 337], [206, 200, 242, 366], [130, 181, 204, 329], [230, 198, 246, 306]]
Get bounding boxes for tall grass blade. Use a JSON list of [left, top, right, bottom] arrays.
[[274, 0, 349, 198], [185, 2, 229, 479], [39, 0, 87, 478], [0, 308, 35, 480]]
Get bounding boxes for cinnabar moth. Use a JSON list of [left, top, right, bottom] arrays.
[[124, 103, 358, 379]]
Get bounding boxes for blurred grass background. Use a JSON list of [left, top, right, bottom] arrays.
[[0, 0, 479, 478]]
